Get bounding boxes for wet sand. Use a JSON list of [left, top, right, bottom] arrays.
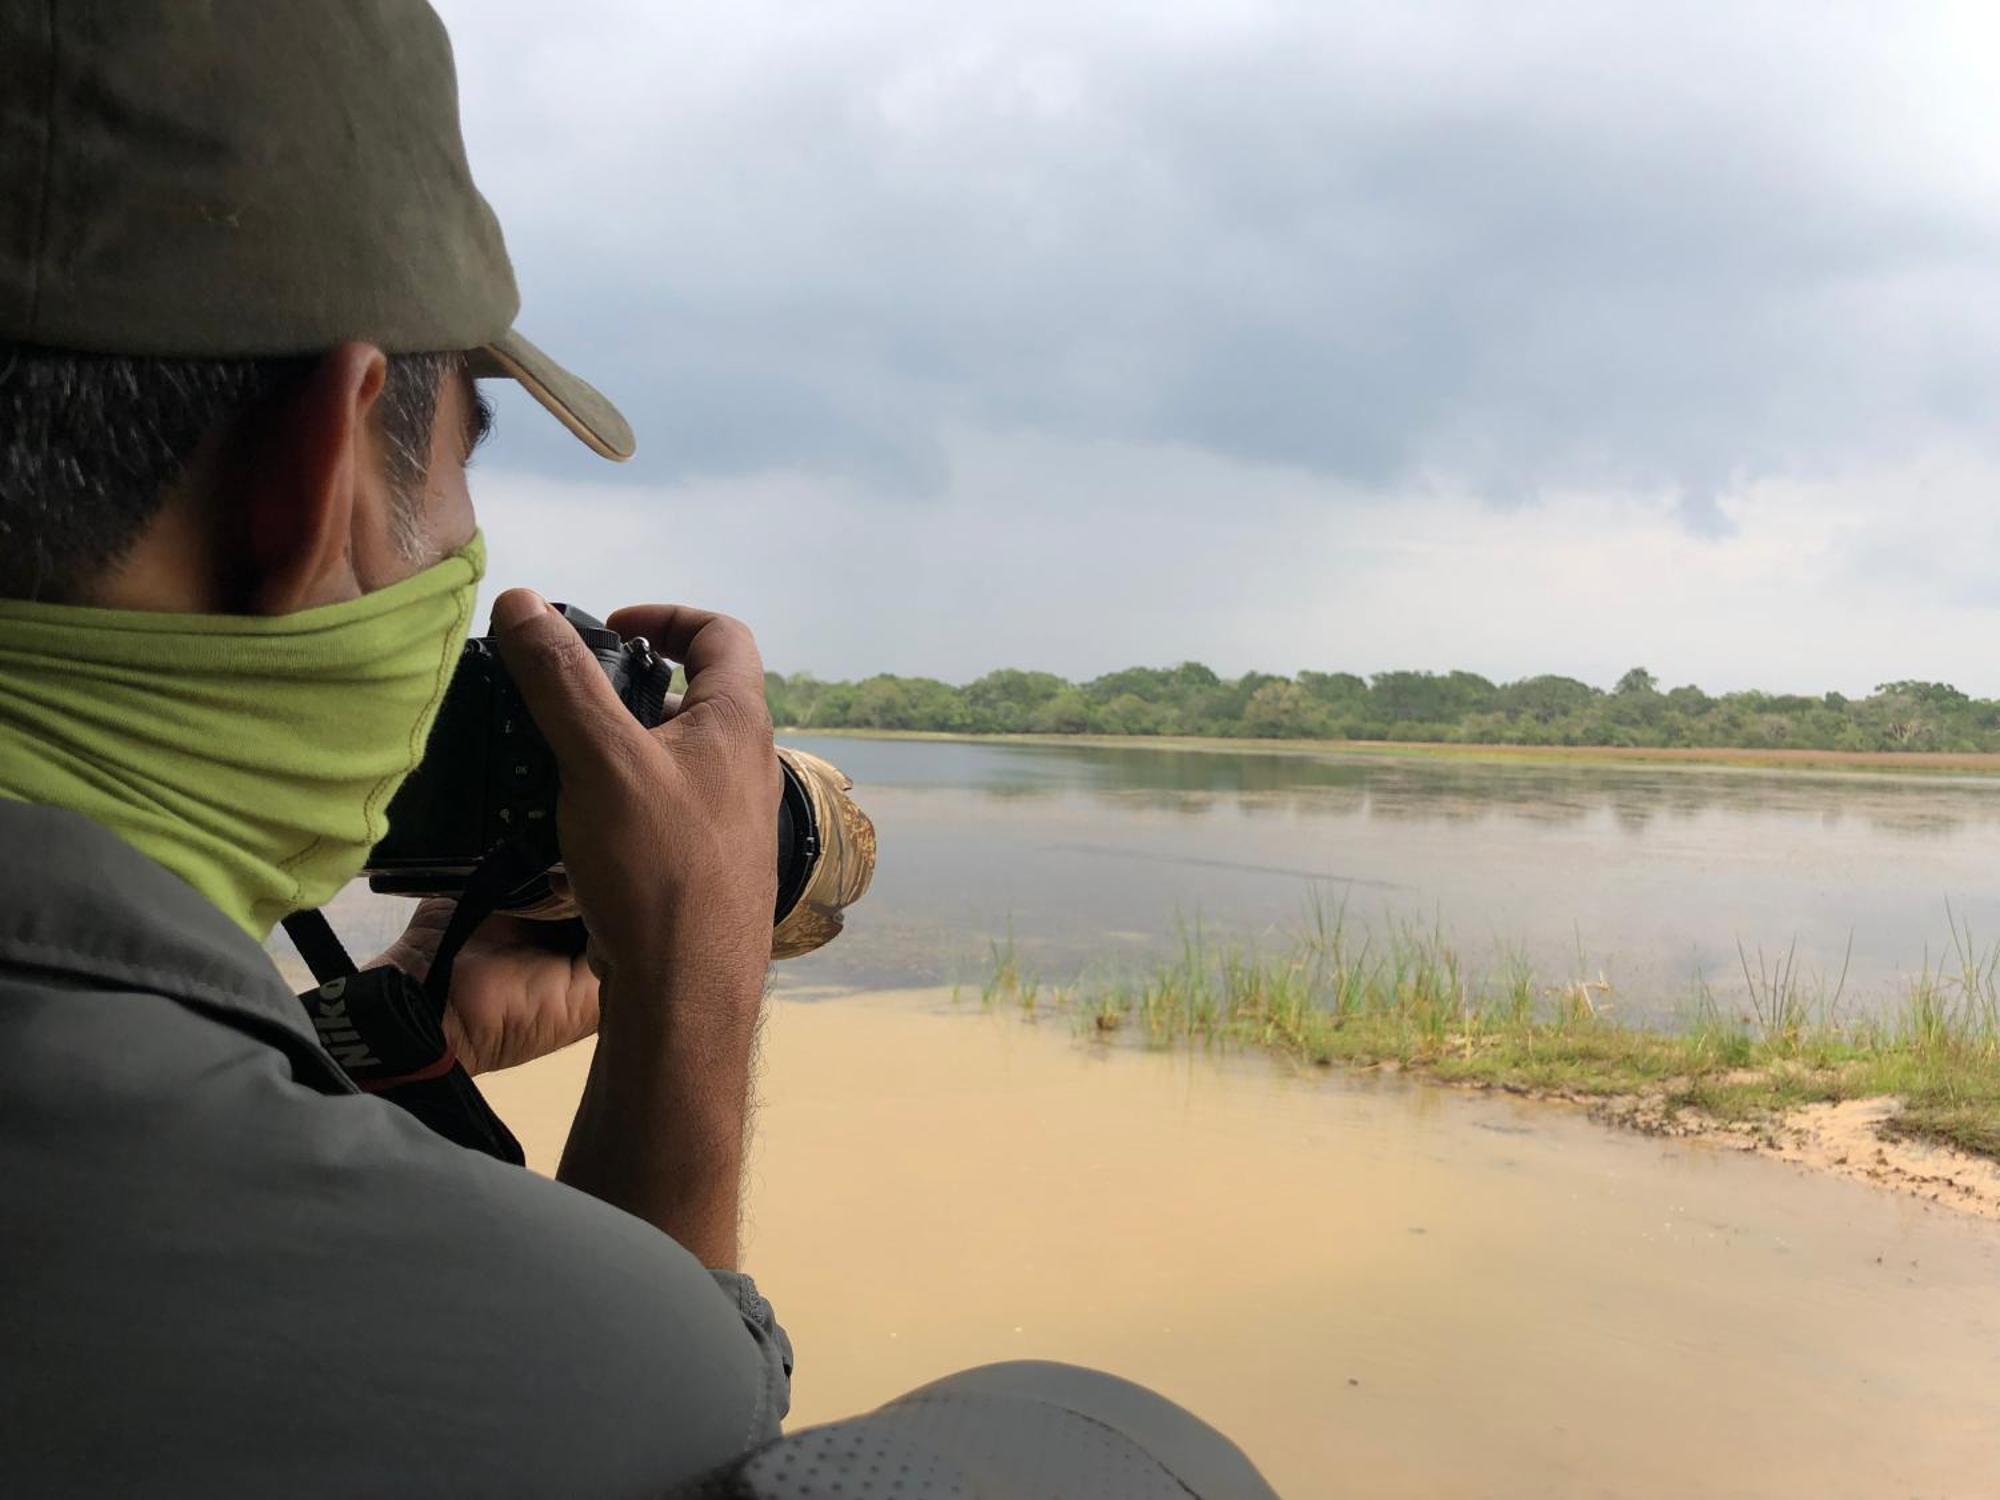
[[1591, 1088, 2000, 1218], [479, 990, 2000, 1498]]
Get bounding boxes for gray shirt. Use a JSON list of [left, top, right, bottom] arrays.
[[0, 802, 791, 1497]]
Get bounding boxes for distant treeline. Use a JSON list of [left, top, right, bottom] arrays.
[[764, 665, 2000, 752]]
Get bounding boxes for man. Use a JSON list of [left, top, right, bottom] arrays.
[[0, 4, 1275, 1495], [0, 1, 797, 1491]]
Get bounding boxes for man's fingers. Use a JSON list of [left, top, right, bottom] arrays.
[[605, 605, 768, 721], [493, 589, 647, 774]]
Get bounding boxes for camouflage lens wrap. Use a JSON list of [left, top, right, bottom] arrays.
[[769, 746, 876, 960], [483, 745, 874, 956]]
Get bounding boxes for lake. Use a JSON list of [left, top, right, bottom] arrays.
[[298, 733, 2000, 1027], [773, 735, 2000, 1025]]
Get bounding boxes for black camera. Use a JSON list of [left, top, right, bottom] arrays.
[[365, 604, 818, 921]]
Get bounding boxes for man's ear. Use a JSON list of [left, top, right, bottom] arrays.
[[238, 342, 391, 615]]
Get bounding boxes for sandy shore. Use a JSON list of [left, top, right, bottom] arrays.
[[1585, 1087, 2000, 1218], [478, 988, 2000, 1498]]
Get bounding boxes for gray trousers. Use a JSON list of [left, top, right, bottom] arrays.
[[683, 1361, 1282, 1499]]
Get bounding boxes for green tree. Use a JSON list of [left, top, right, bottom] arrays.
[[1028, 688, 1091, 734], [1241, 681, 1324, 738], [1091, 693, 1166, 736], [963, 669, 1067, 732], [755, 660, 2000, 753], [1498, 675, 1599, 724], [1298, 670, 1368, 712]]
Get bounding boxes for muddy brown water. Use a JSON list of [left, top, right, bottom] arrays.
[[480, 990, 2000, 1499]]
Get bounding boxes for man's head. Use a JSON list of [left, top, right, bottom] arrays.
[[0, 0, 632, 613], [0, 340, 484, 610], [0, 0, 639, 942]]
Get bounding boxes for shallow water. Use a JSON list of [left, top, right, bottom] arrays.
[[480, 991, 2000, 1498], [770, 735, 2000, 1022]]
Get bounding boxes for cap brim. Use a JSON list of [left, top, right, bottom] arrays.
[[467, 328, 635, 462]]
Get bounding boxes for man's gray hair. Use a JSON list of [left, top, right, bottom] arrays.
[[0, 345, 461, 602]]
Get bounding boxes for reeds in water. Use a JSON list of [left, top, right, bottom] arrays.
[[970, 892, 2000, 1160]]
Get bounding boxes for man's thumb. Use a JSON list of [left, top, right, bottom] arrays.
[[490, 589, 633, 772], [490, 587, 550, 636]]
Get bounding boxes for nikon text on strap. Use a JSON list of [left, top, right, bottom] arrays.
[[281, 847, 549, 1166]]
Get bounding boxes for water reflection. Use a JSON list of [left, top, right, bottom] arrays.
[[770, 735, 2000, 1021], [281, 736, 2000, 1026], [816, 735, 2000, 839]]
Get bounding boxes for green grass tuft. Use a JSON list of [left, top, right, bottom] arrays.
[[978, 893, 2000, 1161]]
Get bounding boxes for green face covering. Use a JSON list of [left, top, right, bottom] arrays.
[[0, 534, 485, 938]]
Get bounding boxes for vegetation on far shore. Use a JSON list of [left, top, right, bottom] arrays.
[[968, 900, 2000, 1162], [788, 727, 2000, 774], [768, 664, 2000, 755]]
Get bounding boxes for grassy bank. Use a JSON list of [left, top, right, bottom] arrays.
[[789, 727, 2000, 777], [971, 905, 2000, 1161]]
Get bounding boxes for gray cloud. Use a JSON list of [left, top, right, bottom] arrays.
[[430, 2, 2000, 690], [440, 0, 2000, 509]]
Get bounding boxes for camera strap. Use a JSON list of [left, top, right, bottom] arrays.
[[280, 848, 542, 1167]]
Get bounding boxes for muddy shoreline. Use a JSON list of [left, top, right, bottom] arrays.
[[1584, 1089, 2000, 1218], [1117, 1029, 2000, 1219]]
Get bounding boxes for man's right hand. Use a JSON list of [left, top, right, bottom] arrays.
[[491, 587, 780, 1269]]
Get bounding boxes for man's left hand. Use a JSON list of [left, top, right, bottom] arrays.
[[374, 899, 600, 1074]]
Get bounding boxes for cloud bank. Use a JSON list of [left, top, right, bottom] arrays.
[[437, 0, 2000, 690]]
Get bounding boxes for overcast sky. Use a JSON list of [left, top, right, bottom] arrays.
[[434, 0, 2000, 694]]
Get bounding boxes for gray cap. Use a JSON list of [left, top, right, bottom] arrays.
[[0, 0, 634, 460]]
